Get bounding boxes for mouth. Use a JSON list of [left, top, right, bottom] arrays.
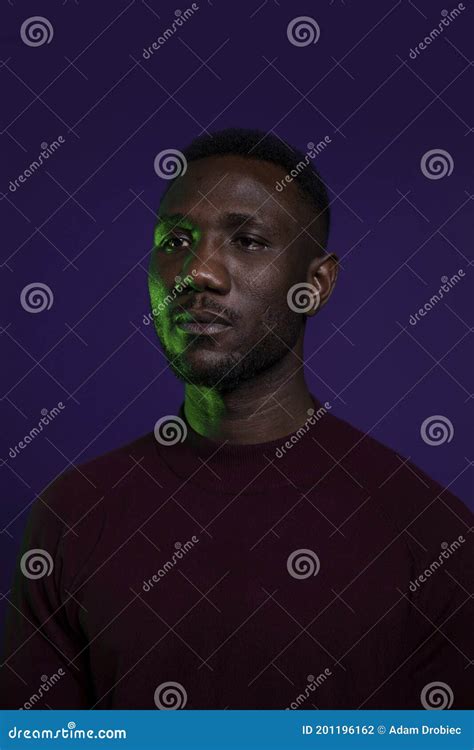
[[174, 310, 233, 337], [177, 321, 231, 336]]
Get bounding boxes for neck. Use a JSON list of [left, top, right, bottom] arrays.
[[183, 345, 314, 445]]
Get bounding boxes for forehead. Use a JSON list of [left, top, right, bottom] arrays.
[[159, 154, 306, 228]]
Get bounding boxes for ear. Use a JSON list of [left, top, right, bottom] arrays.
[[306, 253, 339, 316]]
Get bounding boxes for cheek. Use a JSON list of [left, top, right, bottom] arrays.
[[148, 254, 175, 304], [238, 258, 286, 299], [147, 262, 165, 309], [245, 266, 292, 316]]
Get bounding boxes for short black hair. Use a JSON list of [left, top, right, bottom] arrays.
[[166, 127, 331, 248]]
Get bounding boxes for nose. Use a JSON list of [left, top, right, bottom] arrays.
[[182, 234, 230, 294]]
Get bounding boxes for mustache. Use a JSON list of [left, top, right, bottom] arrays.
[[171, 297, 238, 325]]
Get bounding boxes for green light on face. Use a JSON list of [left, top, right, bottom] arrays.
[[153, 216, 201, 257], [147, 217, 201, 358], [147, 253, 186, 353]]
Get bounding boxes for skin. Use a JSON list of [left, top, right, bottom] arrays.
[[148, 154, 338, 444]]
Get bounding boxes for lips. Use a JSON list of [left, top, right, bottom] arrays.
[[174, 308, 232, 336]]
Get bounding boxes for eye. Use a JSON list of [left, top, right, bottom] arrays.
[[158, 235, 192, 253], [233, 235, 268, 251]]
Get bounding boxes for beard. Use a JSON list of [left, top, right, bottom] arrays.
[[157, 305, 304, 393]]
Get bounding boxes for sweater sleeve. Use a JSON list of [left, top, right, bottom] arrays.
[[407, 491, 473, 709], [370, 479, 474, 709], [0, 475, 94, 709]]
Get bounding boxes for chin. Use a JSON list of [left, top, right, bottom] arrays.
[[169, 350, 246, 391]]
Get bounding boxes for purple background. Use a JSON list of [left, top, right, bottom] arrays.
[[1, 0, 472, 639]]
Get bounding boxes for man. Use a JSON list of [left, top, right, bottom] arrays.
[[1, 129, 472, 710]]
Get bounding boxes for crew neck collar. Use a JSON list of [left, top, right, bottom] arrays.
[[154, 394, 333, 494]]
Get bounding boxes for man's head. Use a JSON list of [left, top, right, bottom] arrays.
[[148, 128, 338, 392]]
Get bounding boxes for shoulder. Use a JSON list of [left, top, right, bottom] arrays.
[[29, 431, 156, 533], [20, 432, 157, 591], [321, 410, 472, 549]]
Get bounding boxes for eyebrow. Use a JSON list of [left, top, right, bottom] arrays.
[[220, 212, 264, 228], [157, 211, 267, 227], [156, 213, 194, 229]]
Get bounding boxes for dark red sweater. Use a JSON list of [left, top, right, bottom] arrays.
[[1, 397, 472, 710]]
